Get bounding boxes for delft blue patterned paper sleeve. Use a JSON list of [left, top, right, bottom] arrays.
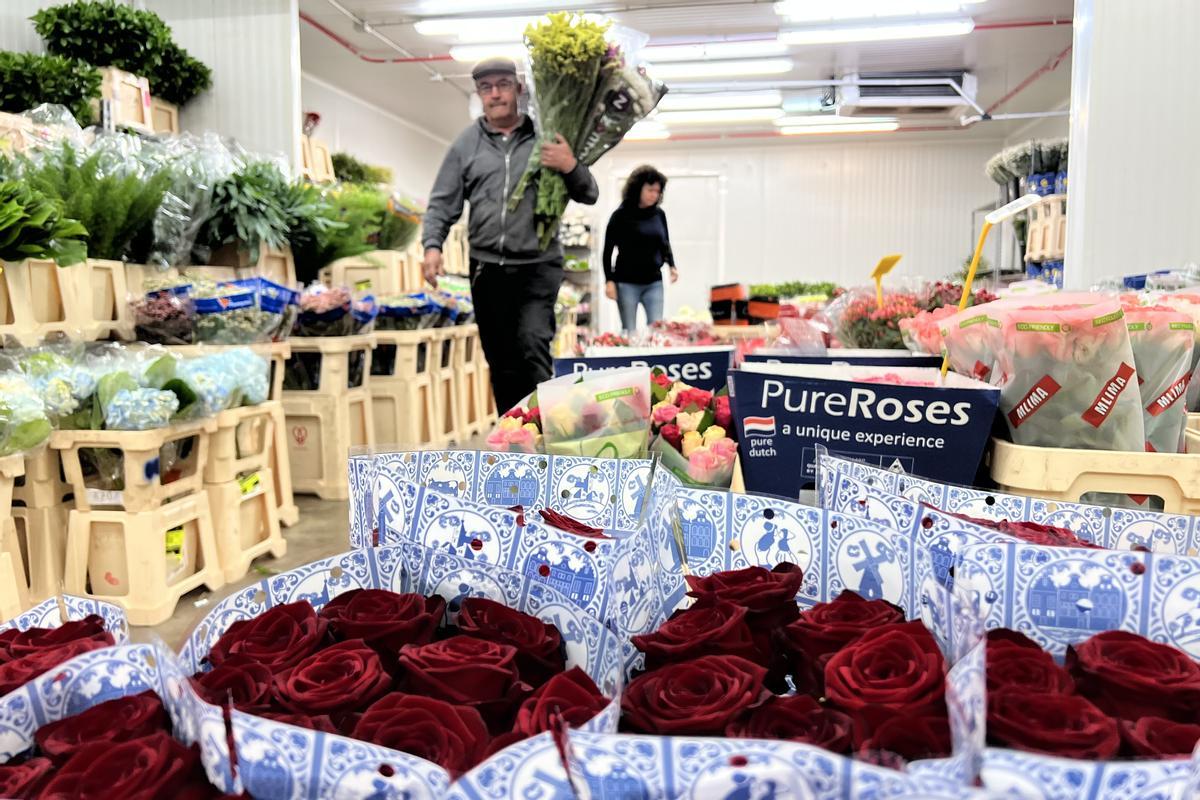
[[180, 543, 624, 800], [0, 596, 129, 643]]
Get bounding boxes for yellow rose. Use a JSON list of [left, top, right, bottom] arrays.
[[498, 415, 522, 431], [676, 410, 704, 433], [681, 430, 704, 457], [522, 423, 540, 435], [703, 425, 727, 445]]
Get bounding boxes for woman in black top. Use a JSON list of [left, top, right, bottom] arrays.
[[603, 165, 678, 330]]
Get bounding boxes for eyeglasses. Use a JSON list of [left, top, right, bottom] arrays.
[[476, 78, 516, 96]]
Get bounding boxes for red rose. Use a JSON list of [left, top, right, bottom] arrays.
[[988, 688, 1119, 760], [1120, 716, 1200, 759], [621, 655, 768, 735], [261, 711, 340, 735], [39, 731, 201, 799], [0, 757, 52, 797], [713, 395, 732, 431], [1067, 631, 1200, 722], [987, 638, 1074, 696], [0, 637, 113, 696], [537, 509, 610, 539], [524, 407, 541, 427], [318, 589, 444, 652], [631, 598, 758, 670], [859, 714, 951, 763], [824, 621, 947, 735], [191, 657, 275, 713], [660, 424, 683, 450], [208, 601, 328, 672], [399, 635, 525, 729], [986, 628, 1043, 650], [503, 408, 523, 419], [456, 598, 565, 687], [273, 639, 391, 714], [0, 615, 110, 664], [36, 690, 167, 763], [676, 388, 713, 410], [726, 694, 853, 753], [353, 693, 489, 776], [781, 590, 906, 690], [512, 666, 609, 738], [686, 564, 803, 619], [652, 372, 672, 389]]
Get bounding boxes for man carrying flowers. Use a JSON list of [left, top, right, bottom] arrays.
[[421, 56, 599, 412]]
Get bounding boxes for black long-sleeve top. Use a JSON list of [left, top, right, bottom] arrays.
[[602, 204, 675, 285]]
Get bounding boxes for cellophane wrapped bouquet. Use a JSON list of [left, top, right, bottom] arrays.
[[1121, 304, 1194, 453], [648, 369, 738, 487], [829, 280, 997, 350], [510, 12, 666, 250]]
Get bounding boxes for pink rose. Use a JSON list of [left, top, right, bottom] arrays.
[[688, 448, 726, 484], [524, 407, 541, 427], [710, 437, 738, 463], [653, 405, 679, 425]]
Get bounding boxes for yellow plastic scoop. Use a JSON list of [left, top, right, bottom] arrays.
[[871, 254, 903, 308]]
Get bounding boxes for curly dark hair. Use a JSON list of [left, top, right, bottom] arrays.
[[621, 165, 667, 208]]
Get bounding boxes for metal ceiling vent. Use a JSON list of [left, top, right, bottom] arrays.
[[837, 70, 978, 116]]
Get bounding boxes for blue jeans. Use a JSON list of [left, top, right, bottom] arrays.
[[616, 281, 664, 331]]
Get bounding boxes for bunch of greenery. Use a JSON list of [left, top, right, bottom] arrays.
[[196, 161, 294, 265], [377, 197, 422, 252], [0, 51, 100, 125], [0, 180, 87, 266], [331, 152, 393, 185], [291, 184, 385, 283], [748, 281, 839, 299], [32, 1, 211, 106], [25, 143, 171, 262]]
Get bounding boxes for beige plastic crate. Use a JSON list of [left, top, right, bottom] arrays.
[[12, 505, 68, 605], [203, 402, 277, 484], [51, 419, 216, 513], [266, 401, 298, 527], [150, 97, 179, 134], [989, 436, 1200, 515], [0, 455, 29, 613], [12, 449, 69, 509], [370, 329, 441, 448], [63, 491, 224, 626], [0, 259, 88, 346], [0, 553, 24, 621], [430, 328, 465, 444], [455, 325, 485, 437], [206, 468, 285, 583], [322, 250, 407, 295], [205, 245, 297, 288]]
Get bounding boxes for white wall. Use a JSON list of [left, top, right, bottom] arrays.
[[0, 0, 54, 51], [300, 73, 449, 198]]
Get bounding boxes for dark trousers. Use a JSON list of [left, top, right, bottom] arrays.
[[471, 259, 562, 413]]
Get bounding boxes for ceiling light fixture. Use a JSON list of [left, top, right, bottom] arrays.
[[415, 17, 535, 41], [448, 42, 527, 63], [774, 114, 896, 126], [779, 17, 974, 44], [649, 58, 794, 80], [657, 90, 784, 112], [653, 107, 786, 125], [774, 0, 983, 22], [626, 122, 670, 141], [779, 120, 899, 134], [415, 0, 604, 14], [645, 39, 788, 62]]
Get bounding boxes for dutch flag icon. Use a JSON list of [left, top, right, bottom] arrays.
[[743, 416, 776, 438]]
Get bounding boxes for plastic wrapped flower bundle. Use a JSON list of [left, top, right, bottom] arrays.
[[0, 371, 52, 457], [16, 350, 96, 425], [648, 369, 737, 487], [103, 387, 179, 431], [351, 292, 378, 335], [538, 366, 651, 458], [900, 305, 958, 355], [190, 276, 282, 345], [376, 293, 437, 331], [431, 291, 475, 327], [130, 288, 195, 345], [828, 282, 998, 350], [296, 284, 353, 337], [175, 357, 241, 418], [212, 347, 270, 407]]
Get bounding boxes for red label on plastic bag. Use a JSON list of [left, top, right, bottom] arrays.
[[1148, 373, 1190, 417], [972, 360, 992, 381], [1008, 375, 1062, 428], [1082, 362, 1136, 428]]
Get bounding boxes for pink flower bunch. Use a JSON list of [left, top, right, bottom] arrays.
[[650, 369, 738, 486], [899, 306, 957, 355], [490, 405, 543, 453]]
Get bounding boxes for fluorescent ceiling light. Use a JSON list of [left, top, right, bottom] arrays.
[[774, 114, 895, 126], [780, 121, 899, 134], [779, 17, 974, 44], [645, 39, 788, 62], [415, 1, 604, 13], [658, 90, 783, 112], [626, 122, 670, 141], [650, 58, 794, 80], [415, 17, 536, 41], [654, 107, 786, 125], [775, 0, 983, 21], [449, 43, 527, 63]]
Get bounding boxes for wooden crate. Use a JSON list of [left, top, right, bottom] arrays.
[[51, 419, 215, 513], [150, 97, 179, 134], [62, 491, 224, 626], [283, 335, 376, 500], [370, 329, 441, 448], [206, 468, 285, 583], [94, 67, 152, 134], [322, 250, 407, 295]]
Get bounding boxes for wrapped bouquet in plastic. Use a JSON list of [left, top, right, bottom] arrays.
[[536, 366, 652, 458], [295, 284, 353, 337], [376, 293, 437, 331], [1122, 305, 1194, 453], [648, 369, 738, 487], [0, 370, 51, 457]]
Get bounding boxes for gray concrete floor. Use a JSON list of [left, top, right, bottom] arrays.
[[132, 495, 350, 650]]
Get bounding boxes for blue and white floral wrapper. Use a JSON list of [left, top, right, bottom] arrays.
[[104, 387, 179, 431], [0, 596, 128, 644], [179, 543, 624, 799]]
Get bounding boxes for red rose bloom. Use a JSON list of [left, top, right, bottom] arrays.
[[0, 615, 110, 664], [0, 757, 52, 797], [35, 690, 166, 764], [398, 635, 525, 730], [988, 688, 1119, 760], [39, 731, 201, 799], [1067, 630, 1200, 722], [191, 657, 275, 713], [726, 694, 853, 753], [1120, 717, 1200, 759], [675, 388, 714, 411], [660, 424, 683, 450], [781, 590, 906, 694], [859, 713, 951, 763], [0, 637, 113, 696], [456, 598, 565, 687], [353, 693, 489, 776], [621, 655, 768, 735], [824, 621, 947, 735], [686, 564, 803, 619], [273, 639, 391, 714], [537, 509, 610, 539], [631, 598, 758, 670], [208, 601, 328, 672], [512, 666, 609, 738], [651, 372, 672, 389], [261, 711, 340, 735], [318, 590, 444, 652], [987, 638, 1074, 696]]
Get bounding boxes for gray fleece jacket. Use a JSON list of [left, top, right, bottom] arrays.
[[422, 115, 599, 266]]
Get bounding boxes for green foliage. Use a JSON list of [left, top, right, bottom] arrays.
[[32, 1, 211, 106], [291, 184, 385, 282], [331, 152, 392, 185], [0, 180, 87, 265], [25, 143, 170, 262], [748, 281, 839, 299], [0, 51, 100, 125], [197, 161, 293, 265]]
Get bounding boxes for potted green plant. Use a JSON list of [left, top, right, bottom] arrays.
[[0, 51, 100, 125]]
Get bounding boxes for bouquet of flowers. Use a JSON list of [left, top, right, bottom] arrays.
[[0, 371, 52, 457], [537, 366, 651, 458], [295, 283, 353, 337], [900, 305, 958, 355], [486, 402, 543, 454], [510, 13, 666, 250], [649, 369, 738, 487], [1122, 305, 1194, 453], [376, 293, 438, 331], [829, 282, 997, 350]]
